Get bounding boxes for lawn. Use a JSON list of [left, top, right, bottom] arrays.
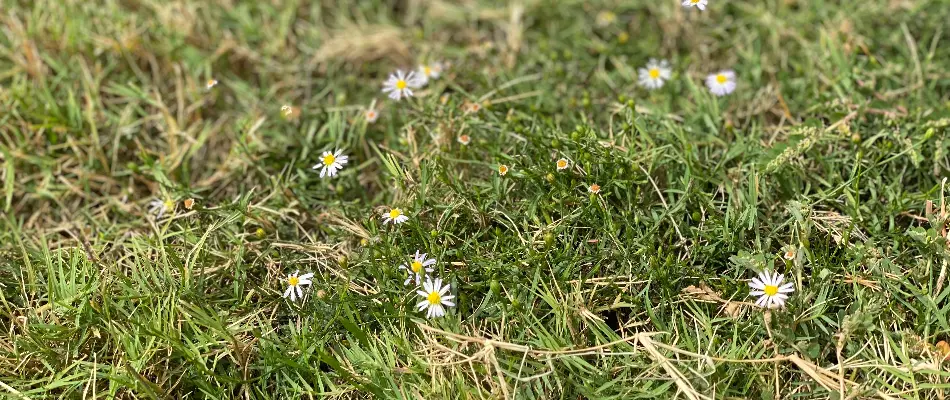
[[2, 0, 950, 398]]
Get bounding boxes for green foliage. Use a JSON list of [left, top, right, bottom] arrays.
[[1, 0, 950, 398]]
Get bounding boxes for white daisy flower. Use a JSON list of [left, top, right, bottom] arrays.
[[416, 277, 455, 319], [382, 208, 409, 225], [637, 59, 672, 90], [365, 109, 379, 123], [706, 70, 737, 96], [399, 251, 436, 286], [457, 134, 471, 145], [498, 164, 510, 176], [588, 183, 601, 194], [148, 198, 175, 219], [682, 0, 708, 10], [312, 149, 348, 178], [749, 270, 795, 308], [282, 270, 314, 302], [205, 79, 218, 90], [417, 63, 442, 85], [382, 70, 421, 101], [556, 158, 570, 171]]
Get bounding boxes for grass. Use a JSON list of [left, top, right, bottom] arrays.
[[1, 0, 950, 398]]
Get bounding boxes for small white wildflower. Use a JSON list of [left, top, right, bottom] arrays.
[[682, 0, 708, 10], [399, 251, 436, 286], [365, 109, 379, 123], [782, 247, 796, 261], [457, 134, 471, 145], [498, 164, 510, 176], [637, 59, 672, 90], [706, 70, 737, 96], [282, 270, 314, 302], [205, 79, 218, 90], [588, 183, 601, 194], [382, 208, 409, 225], [382, 70, 422, 101], [749, 270, 795, 308], [555, 158, 570, 171], [148, 198, 175, 219], [595, 11, 617, 27], [464, 102, 482, 114], [417, 63, 442, 85], [416, 277, 455, 319], [312, 149, 348, 178]]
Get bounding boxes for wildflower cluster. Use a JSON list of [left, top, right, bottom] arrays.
[[635, 58, 736, 96]]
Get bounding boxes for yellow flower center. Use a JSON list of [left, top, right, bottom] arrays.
[[785, 251, 795, 259], [288, 276, 300, 287], [649, 68, 660, 79], [323, 153, 336, 166], [427, 291, 441, 305], [389, 209, 402, 219], [411, 261, 423, 273], [590, 184, 600, 192], [499, 165, 508, 175], [764, 285, 778, 296], [716, 74, 728, 84], [424, 66, 432, 76], [557, 160, 567, 168], [691, 0, 700, 3], [396, 80, 407, 90]]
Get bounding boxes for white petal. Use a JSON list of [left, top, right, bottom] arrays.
[[439, 285, 450, 295], [283, 286, 293, 298], [417, 301, 429, 311], [300, 273, 314, 280], [749, 278, 765, 290], [295, 286, 303, 299], [749, 290, 764, 296]]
